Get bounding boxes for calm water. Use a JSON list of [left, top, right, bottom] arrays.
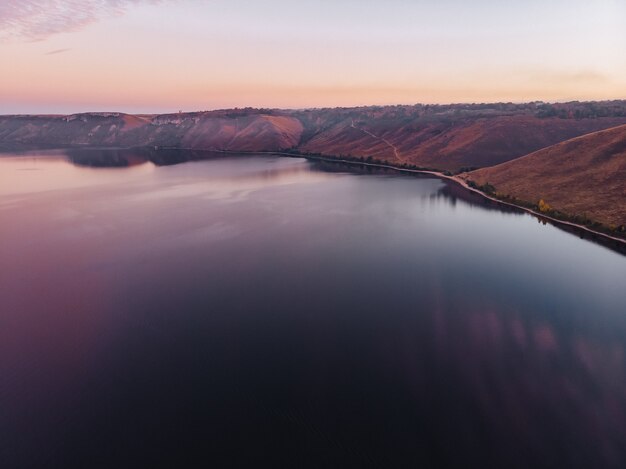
[[1, 148, 626, 468]]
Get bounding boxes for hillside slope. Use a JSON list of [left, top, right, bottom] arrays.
[[0, 111, 303, 152], [464, 124, 626, 228], [1, 101, 626, 172], [299, 113, 626, 170]]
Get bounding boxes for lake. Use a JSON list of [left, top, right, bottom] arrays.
[[1, 148, 625, 468]]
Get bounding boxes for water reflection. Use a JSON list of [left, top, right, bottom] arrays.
[[12, 146, 626, 255], [64, 147, 283, 168], [1, 149, 626, 467], [430, 304, 626, 466]]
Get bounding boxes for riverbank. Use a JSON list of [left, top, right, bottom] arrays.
[[11, 143, 622, 251], [204, 148, 626, 250]]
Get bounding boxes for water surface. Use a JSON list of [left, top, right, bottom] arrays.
[[1, 149, 626, 468]]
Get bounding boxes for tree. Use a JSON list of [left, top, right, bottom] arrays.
[[538, 199, 551, 213]]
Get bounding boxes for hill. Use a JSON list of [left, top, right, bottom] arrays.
[[463, 124, 626, 230], [2, 101, 626, 172], [0, 111, 303, 153], [297, 111, 626, 170]]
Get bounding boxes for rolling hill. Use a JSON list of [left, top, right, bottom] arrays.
[[297, 112, 626, 170], [1, 101, 625, 235], [2, 101, 626, 173], [464, 124, 626, 229], [0, 111, 303, 153]]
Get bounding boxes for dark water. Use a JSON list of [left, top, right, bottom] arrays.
[[1, 148, 625, 468]]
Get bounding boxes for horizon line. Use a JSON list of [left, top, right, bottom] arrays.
[[3, 97, 626, 117]]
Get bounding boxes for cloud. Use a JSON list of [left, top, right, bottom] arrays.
[[0, 0, 165, 42], [44, 48, 71, 55]]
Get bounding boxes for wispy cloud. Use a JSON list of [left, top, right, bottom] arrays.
[[44, 48, 71, 55], [0, 0, 166, 42]]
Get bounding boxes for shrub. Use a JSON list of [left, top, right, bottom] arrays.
[[537, 199, 552, 213]]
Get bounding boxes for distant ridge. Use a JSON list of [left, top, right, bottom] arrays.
[[2, 101, 625, 171], [0, 112, 302, 153], [1, 101, 625, 232]]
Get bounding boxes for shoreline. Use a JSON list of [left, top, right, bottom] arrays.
[[3, 143, 625, 250], [205, 148, 626, 249]]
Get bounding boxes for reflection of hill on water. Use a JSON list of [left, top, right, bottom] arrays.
[[65, 147, 230, 168], [66, 148, 147, 167]]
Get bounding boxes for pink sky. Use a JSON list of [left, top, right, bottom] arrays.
[[1, 0, 625, 114]]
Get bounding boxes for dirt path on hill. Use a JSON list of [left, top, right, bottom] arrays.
[[351, 119, 403, 163]]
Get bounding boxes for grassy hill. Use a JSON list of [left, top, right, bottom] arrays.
[[2, 101, 626, 173], [464, 124, 626, 230], [1, 101, 625, 234]]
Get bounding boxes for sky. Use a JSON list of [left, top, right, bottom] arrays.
[[1, 0, 625, 114]]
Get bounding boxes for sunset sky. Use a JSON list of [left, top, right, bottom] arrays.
[[1, 0, 625, 114]]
